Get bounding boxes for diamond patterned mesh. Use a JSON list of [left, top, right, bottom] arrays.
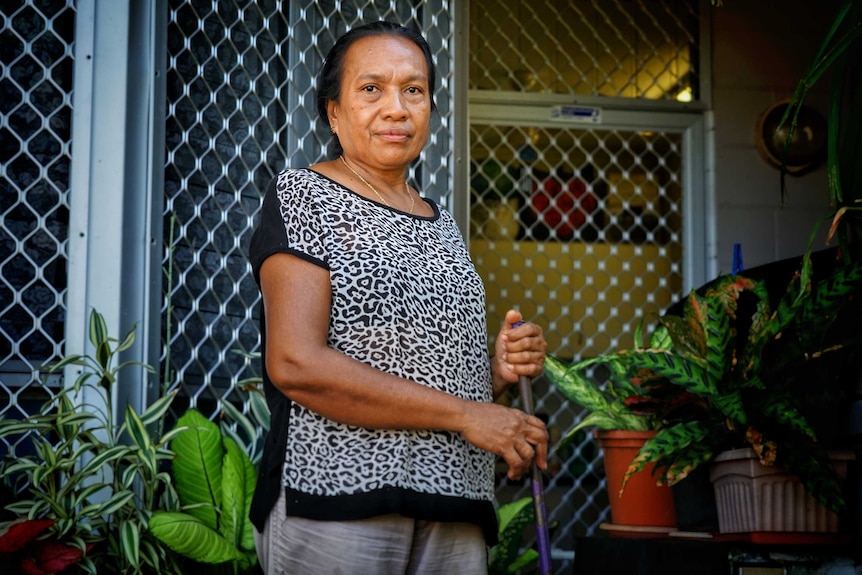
[[0, 0, 74, 449], [469, 0, 696, 554], [470, 123, 685, 542], [471, 0, 700, 100], [162, 0, 456, 416], [1, 0, 703, 568]]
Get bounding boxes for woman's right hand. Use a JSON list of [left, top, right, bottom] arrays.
[[459, 402, 548, 481]]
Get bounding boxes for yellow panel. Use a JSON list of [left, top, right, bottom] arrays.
[[471, 239, 674, 359]]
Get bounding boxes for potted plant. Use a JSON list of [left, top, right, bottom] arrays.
[[0, 310, 184, 574], [548, 254, 862, 533], [544, 329, 681, 530], [0, 310, 268, 574]]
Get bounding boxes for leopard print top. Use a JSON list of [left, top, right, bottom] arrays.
[[249, 168, 497, 541]]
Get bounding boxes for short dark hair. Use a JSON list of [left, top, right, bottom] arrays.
[[316, 21, 438, 157]]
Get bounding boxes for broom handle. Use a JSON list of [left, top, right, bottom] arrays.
[[513, 322, 553, 575]]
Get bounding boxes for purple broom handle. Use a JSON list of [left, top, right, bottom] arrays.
[[512, 320, 552, 575], [518, 373, 553, 575]]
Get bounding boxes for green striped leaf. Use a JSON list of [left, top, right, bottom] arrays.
[[78, 445, 129, 478], [124, 405, 151, 451], [80, 490, 135, 518], [148, 512, 245, 564], [120, 519, 140, 568], [220, 399, 256, 451], [88, 309, 109, 349], [140, 391, 177, 428], [171, 410, 224, 529], [544, 356, 611, 413], [621, 421, 709, 490], [248, 389, 271, 432], [623, 350, 716, 395], [219, 437, 256, 554], [712, 391, 746, 427]]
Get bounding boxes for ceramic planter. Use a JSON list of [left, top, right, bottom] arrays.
[[709, 448, 853, 533], [596, 429, 677, 528]]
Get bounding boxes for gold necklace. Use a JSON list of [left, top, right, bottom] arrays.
[[340, 155, 414, 214]]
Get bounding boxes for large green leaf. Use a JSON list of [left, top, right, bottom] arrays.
[[561, 410, 651, 443], [760, 397, 817, 440], [149, 512, 246, 564], [544, 356, 611, 413], [660, 440, 715, 486], [711, 391, 746, 427], [171, 410, 224, 529], [622, 350, 715, 395], [621, 421, 709, 489], [219, 437, 257, 555]]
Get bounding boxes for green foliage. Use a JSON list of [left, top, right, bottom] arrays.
[[779, 0, 862, 263], [0, 310, 182, 574], [221, 351, 270, 468], [488, 498, 538, 575], [547, 259, 862, 512], [544, 322, 674, 443], [149, 409, 258, 571]]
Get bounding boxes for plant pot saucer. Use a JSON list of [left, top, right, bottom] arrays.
[[599, 522, 675, 538], [668, 530, 714, 540]]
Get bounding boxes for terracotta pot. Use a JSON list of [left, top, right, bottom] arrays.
[[596, 429, 677, 527]]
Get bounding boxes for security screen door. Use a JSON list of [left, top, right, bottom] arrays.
[[1, 1, 706, 571]]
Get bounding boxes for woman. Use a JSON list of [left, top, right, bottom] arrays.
[[249, 21, 548, 574]]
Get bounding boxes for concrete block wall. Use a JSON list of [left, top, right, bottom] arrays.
[[711, 0, 839, 274]]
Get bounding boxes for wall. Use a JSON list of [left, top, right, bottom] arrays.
[[711, 0, 839, 273]]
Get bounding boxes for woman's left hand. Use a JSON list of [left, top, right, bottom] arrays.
[[491, 309, 547, 399]]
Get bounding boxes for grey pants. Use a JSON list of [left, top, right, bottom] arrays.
[[254, 489, 489, 575]]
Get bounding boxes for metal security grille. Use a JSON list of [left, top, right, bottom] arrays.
[[162, 0, 454, 411], [470, 125, 683, 356], [470, 0, 700, 100], [0, 0, 74, 447], [471, 122, 685, 548], [468, 0, 702, 562], [0, 0, 704, 570]]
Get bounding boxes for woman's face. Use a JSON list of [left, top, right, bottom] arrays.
[[327, 34, 431, 172]]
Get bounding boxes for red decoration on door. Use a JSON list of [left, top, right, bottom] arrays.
[[530, 177, 598, 240]]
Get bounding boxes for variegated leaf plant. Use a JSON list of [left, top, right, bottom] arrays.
[[548, 257, 862, 513]]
